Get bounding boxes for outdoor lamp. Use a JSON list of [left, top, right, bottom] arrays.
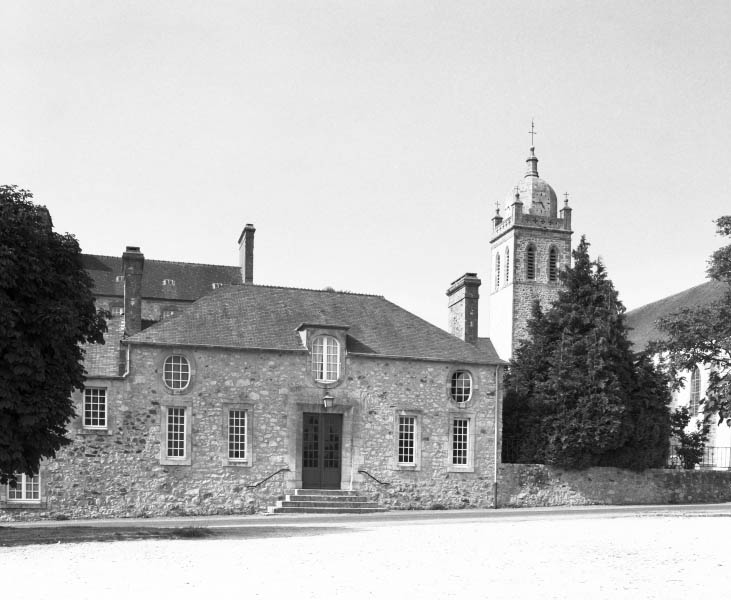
[[322, 393, 335, 409]]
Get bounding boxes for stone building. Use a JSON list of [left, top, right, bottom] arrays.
[[1, 224, 504, 517], [487, 147, 573, 359]]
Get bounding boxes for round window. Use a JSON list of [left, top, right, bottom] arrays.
[[450, 371, 472, 403], [163, 355, 191, 390]]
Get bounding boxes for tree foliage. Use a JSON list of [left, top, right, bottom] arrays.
[[0, 186, 107, 484], [503, 236, 671, 470], [668, 407, 710, 469], [653, 216, 731, 425]]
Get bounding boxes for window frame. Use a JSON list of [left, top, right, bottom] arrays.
[[548, 246, 559, 282], [4, 472, 42, 505], [222, 403, 254, 467], [311, 335, 341, 384], [505, 247, 510, 285], [162, 354, 192, 392], [448, 411, 476, 472], [526, 244, 537, 280], [83, 387, 107, 430], [160, 403, 192, 466], [393, 410, 422, 470], [494, 253, 501, 290], [689, 367, 701, 415], [449, 370, 473, 405]]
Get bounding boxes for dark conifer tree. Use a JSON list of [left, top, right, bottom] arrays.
[[503, 236, 671, 469]]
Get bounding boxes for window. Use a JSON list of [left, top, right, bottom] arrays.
[[83, 387, 107, 429], [398, 415, 416, 465], [162, 309, 178, 320], [526, 244, 536, 280], [494, 254, 501, 290], [166, 407, 186, 458], [451, 418, 469, 465], [163, 355, 190, 390], [689, 367, 701, 414], [450, 371, 473, 403], [228, 409, 248, 461], [162, 279, 176, 286], [505, 247, 510, 285], [110, 306, 123, 317], [312, 336, 340, 383], [161, 405, 192, 465], [548, 247, 558, 282], [115, 275, 125, 283], [7, 473, 40, 503], [212, 282, 225, 290]]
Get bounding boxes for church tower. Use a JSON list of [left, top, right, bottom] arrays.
[[487, 145, 573, 360]]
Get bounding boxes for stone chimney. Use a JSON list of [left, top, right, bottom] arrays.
[[238, 224, 255, 284], [122, 246, 145, 336], [446, 273, 481, 345]]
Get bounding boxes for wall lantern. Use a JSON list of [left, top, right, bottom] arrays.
[[322, 393, 335, 409]]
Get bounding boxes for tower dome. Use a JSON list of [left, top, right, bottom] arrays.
[[508, 147, 558, 218]]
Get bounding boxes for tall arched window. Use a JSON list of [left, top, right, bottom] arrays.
[[495, 254, 501, 290], [548, 247, 558, 282], [505, 247, 510, 284], [689, 367, 701, 414], [526, 244, 536, 280]]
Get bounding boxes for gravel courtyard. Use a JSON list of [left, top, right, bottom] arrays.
[[3, 512, 731, 599]]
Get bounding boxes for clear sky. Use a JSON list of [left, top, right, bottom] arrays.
[[3, 1, 730, 335]]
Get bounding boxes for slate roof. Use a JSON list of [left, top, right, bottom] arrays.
[[625, 280, 728, 350], [130, 284, 503, 365], [81, 254, 241, 301]]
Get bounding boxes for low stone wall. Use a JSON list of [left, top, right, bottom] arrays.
[[499, 463, 731, 507]]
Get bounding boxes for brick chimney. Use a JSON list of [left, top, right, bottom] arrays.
[[122, 246, 145, 336], [446, 273, 481, 345], [238, 224, 255, 284]]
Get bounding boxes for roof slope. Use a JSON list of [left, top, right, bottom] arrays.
[[625, 280, 728, 349], [81, 254, 241, 301], [131, 284, 502, 364], [84, 318, 124, 377]]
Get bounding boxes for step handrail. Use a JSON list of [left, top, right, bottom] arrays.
[[357, 469, 391, 486], [246, 467, 290, 489]]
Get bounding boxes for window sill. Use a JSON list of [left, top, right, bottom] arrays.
[[1, 502, 46, 509], [160, 457, 192, 466], [222, 460, 252, 468], [77, 428, 112, 436], [447, 466, 475, 474], [394, 464, 421, 472]]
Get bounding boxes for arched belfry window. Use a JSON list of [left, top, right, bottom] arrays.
[[689, 367, 701, 414], [548, 247, 558, 282], [526, 244, 536, 280], [495, 254, 501, 290], [505, 247, 510, 284]]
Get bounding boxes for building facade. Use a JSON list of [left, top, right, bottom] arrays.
[[1, 226, 504, 518]]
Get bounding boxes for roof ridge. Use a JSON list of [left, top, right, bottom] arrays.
[[626, 279, 719, 315], [82, 253, 239, 270], [245, 283, 384, 298]]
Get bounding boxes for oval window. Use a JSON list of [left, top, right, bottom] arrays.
[[163, 355, 191, 390]]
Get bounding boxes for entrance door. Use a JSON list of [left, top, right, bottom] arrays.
[[302, 413, 342, 489]]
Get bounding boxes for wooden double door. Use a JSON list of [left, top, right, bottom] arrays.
[[302, 413, 342, 489]]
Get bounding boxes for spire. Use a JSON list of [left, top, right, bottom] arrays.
[[525, 146, 539, 178]]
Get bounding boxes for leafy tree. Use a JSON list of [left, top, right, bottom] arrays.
[[503, 236, 671, 470], [0, 186, 107, 484], [668, 406, 710, 469], [653, 216, 731, 426]]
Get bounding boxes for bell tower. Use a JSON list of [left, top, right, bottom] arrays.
[[486, 145, 573, 360]]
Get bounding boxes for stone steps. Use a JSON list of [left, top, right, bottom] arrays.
[[268, 489, 387, 514]]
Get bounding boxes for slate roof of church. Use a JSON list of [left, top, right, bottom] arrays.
[[624, 280, 728, 350], [129, 284, 503, 365], [81, 254, 242, 301]]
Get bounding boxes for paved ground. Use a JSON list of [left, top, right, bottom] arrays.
[[3, 505, 731, 598]]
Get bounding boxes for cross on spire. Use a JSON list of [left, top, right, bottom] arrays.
[[564, 192, 570, 204], [528, 120, 537, 146]]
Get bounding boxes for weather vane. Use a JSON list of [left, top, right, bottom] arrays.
[[528, 119, 537, 146]]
